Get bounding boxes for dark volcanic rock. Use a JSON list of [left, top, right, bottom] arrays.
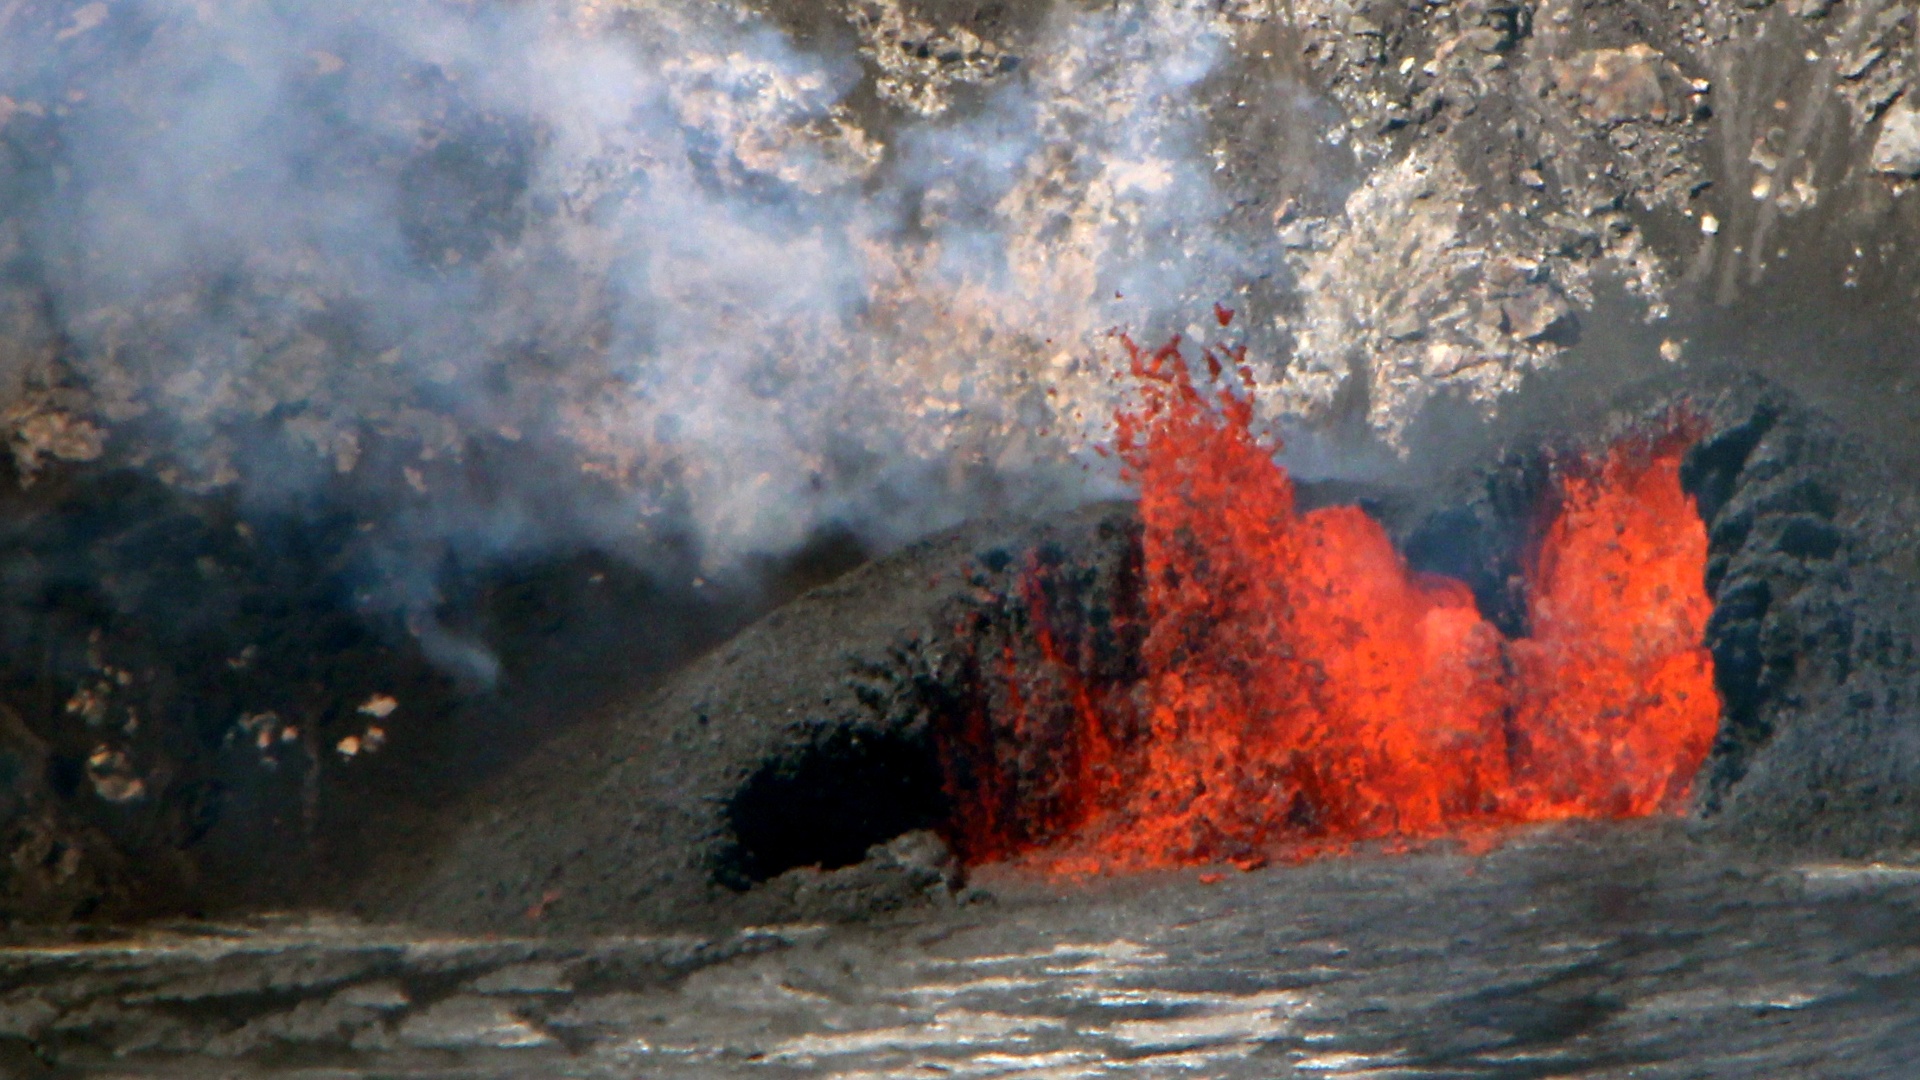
[[0, 453, 806, 928], [371, 502, 1141, 934], [1681, 384, 1920, 856], [0, 703, 133, 924]]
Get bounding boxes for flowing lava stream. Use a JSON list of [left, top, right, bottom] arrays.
[[945, 336, 1720, 874]]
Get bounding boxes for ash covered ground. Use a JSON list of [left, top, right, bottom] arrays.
[[1, 0, 1920, 1073]]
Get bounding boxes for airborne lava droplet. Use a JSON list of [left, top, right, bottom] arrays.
[[943, 337, 1719, 873]]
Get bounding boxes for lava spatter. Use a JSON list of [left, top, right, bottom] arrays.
[[944, 337, 1719, 872], [1505, 431, 1719, 820]]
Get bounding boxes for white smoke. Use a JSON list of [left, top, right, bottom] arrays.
[[0, 0, 1276, 668]]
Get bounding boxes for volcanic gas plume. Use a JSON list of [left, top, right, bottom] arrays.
[[942, 337, 1720, 873]]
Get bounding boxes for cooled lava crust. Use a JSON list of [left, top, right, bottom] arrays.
[[371, 371, 1920, 935]]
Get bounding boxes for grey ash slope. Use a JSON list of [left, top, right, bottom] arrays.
[[368, 503, 1137, 935]]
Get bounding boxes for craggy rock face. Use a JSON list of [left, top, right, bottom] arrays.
[[1, 0, 1919, 925], [5, 0, 1920, 541]]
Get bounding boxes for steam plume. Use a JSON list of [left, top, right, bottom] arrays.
[[0, 0, 1274, 675]]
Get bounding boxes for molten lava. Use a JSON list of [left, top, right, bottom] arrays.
[[945, 337, 1719, 872]]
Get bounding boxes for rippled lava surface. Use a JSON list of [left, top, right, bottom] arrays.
[[6, 822, 1918, 1078]]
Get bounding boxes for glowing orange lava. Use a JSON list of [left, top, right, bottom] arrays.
[[945, 337, 1719, 872]]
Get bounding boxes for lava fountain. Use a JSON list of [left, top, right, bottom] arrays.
[[942, 335, 1720, 873]]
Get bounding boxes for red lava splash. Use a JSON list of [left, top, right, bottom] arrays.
[[946, 337, 1719, 873]]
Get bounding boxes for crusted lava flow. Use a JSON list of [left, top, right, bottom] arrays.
[[941, 338, 1720, 873]]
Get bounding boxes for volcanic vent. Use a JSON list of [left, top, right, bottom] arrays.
[[382, 358, 1920, 936], [932, 338, 1719, 875]]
